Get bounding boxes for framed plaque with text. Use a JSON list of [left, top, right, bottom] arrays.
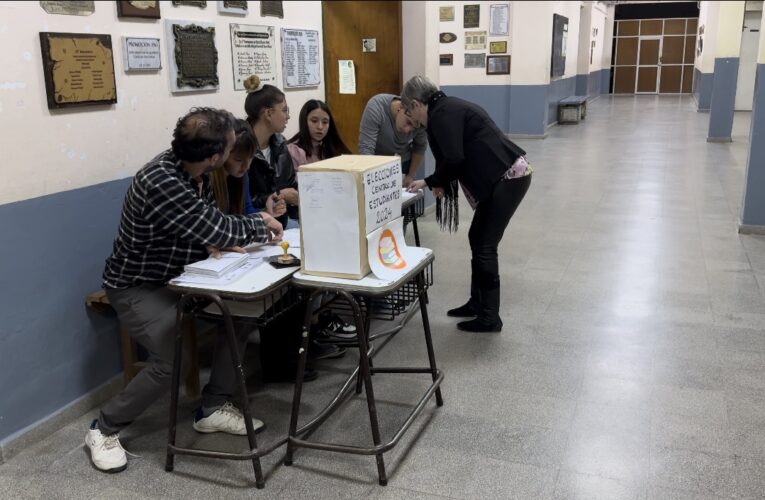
[[218, 0, 247, 15], [172, 1, 207, 7], [463, 4, 480, 28], [40, 1, 94, 16], [489, 40, 507, 54], [122, 37, 161, 71], [117, 1, 161, 19], [439, 54, 453, 66], [261, 1, 283, 18], [486, 55, 510, 75], [165, 20, 219, 91], [39, 32, 117, 109]]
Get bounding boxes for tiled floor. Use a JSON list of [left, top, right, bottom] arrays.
[[2, 96, 765, 499]]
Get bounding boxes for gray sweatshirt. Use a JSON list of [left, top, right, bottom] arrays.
[[357, 94, 428, 163]]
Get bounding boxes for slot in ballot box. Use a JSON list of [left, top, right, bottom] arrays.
[[298, 155, 402, 279]]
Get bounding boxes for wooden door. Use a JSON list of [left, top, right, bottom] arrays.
[[659, 35, 685, 93], [322, 1, 402, 153], [636, 38, 660, 93]]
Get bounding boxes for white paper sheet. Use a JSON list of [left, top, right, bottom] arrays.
[[338, 60, 356, 94], [366, 217, 416, 281], [298, 171, 361, 275]]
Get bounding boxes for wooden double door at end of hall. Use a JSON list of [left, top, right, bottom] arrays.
[[322, 1, 402, 153], [613, 18, 697, 94]]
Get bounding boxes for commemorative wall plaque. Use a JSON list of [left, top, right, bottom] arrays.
[[172, 0, 207, 7], [439, 32, 457, 44], [39, 32, 117, 109], [40, 1, 94, 16], [260, 1, 283, 18], [117, 1, 161, 19], [172, 23, 218, 88], [219, 0, 247, 15], [463, 4, 480, 28]]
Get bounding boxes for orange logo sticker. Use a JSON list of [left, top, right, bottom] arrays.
[[377, 229, 407, 269]]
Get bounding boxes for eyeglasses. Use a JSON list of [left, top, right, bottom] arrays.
[[403, 100, 418, 117], [270, 105, 290, 115]]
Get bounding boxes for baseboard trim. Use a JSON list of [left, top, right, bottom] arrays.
[[507, 132, 548, 140], [707, 136, 732, 143], [739, 224, 765, 235], [0, 374, 123, 464]]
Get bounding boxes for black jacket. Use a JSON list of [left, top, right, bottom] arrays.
[[424, 92, 526, 203], [248, 133, 298, 226]]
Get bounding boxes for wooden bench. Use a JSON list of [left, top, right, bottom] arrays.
[[558, 95, 588, 124], [86, 290, 200, 397]]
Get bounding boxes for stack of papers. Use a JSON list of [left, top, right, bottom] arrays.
[[184, 252, 249, 278]]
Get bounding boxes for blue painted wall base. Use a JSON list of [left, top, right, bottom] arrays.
[[742, 64, 765, 227], [0, 178, 129, 441], [708, 57, 740, 141], [693, 67, 714, 111]]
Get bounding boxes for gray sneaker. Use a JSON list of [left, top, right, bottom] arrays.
[[193, 402, 264, 435]]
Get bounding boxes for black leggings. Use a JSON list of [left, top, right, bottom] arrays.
[[467, 174, 531, 300]]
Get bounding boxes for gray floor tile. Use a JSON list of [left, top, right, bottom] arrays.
[[4, 96, 765, 498], [553, 471, 641, 500]]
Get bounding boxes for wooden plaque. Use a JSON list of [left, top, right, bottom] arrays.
[[39, 32, 117, 109], [464, 4, 480, 28], [439, 54, 453, 66], [117, 1, 161, 19], [439, 32, 457, 44]]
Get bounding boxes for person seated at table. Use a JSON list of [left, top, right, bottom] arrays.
[[243, 75, 299, 229], [286, 99, 351, 169], [87, 107, 283, 474], [358, 93, 428, 188], [210, 117, 286, 218], [285, 99, 358, 343]]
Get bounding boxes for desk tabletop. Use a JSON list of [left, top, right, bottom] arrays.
[[401, 189, 424, 210], [292, 247, 434, 295], [168, 242, 299, 300]]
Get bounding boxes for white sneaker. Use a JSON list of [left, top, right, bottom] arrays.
[[193, 402, 264, 436], [85, 424, 128, 473]]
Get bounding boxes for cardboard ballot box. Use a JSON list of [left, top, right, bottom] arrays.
[[298, 155, 402, 279]]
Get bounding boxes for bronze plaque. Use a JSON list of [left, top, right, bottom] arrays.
[[172, 0, 206, 7], [223, 0, 248, 9], [40, 1, 94, 16], [39, 32, 117, 109], [464, 4, 479, 28], [117, 1, 160, 19], [173, 24, 218, 88], [260, 1, 283, 18], [439, 54, 453, 66], [439, 32, 457, 44], [439, 6, 454, 22], [489, 41, 507, 54]]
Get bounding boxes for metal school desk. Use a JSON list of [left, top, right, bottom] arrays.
[[165, 241, 443, 488]]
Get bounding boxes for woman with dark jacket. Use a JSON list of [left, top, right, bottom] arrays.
[[243, 75, 297, 228], [404, 75, 532, 333]]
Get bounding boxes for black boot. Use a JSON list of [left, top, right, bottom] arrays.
[[448, 260, 480, 317], [457, 286, 502, 332], [447, 300, 478, 317]]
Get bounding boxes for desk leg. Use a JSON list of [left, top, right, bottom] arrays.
[[285, 290, 318, 466], [417, 275, 444, 407], [355, 298, 372, 395], [165, 304, 187, 472], [411, 208, 421, 248], [217, 298, 265, 488], [340, 290, 388, 486]]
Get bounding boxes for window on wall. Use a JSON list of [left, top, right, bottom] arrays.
[[612, 17, 697, 95]]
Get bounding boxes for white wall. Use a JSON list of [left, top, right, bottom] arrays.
[[601, 4, 615, 72], [0, 0, 324, 205], [403, 1, 441, 84], [590, 3, 607, 73], [437, 1, 512, 86], [696, 1, 721, 72]]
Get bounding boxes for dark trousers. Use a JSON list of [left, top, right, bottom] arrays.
[[467, 174, 531, 323], [99, 284, 249, 435]]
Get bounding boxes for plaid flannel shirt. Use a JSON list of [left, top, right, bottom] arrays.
[[103, 150, 268, 289]]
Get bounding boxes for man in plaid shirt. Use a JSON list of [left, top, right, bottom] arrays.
[[87, 108, 283, 473]]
